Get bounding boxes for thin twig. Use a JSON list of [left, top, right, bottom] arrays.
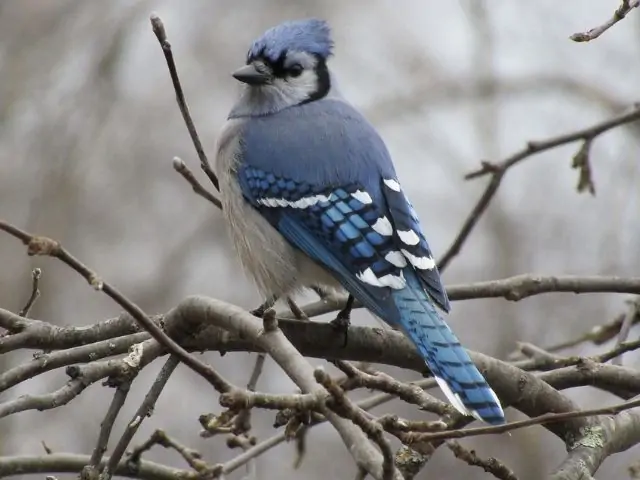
[[0, 348, 150, 420], [570, 0, 640, 42], [216, 378, 437, 476], [0, 220, 233, 394], [519, 335, 640, 373], [0, 331, 149, 394], [315, 368, 398, 480], [401, 395, 640, 444], [613, 298, 640, 365], [186, 296, 401, 480], [149, 14, 219, 191], [246, 354, 266, 392], [0, 453, 192, 480], [465, 104, 640, 180], [84, 381, 133, 477], [172, 157, 221, 209], [233, 352, 268, 435], [219, 389, 324, 411], [289, 274, 640, 320], [437, 103, 640, 270], [19, 267, 41, 317], [102, 355, 179, 480], [446, 440, 519, 480], [128, 430, 208, 473], [334, 360, 452, 416], [538, 306, 639, 354]]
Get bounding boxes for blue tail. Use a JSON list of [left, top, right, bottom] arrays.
[[392, 270, 505, 425]]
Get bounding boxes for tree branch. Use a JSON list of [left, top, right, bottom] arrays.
[[550, 406, 640, 479], [83, 380, 133, 478], [103, 355, 180, 480], [149, 14, 219, 192], [172, 157, 221, 209], [19, 267, 41, 317], [0, 454, 194, 480], [178, 296, 403, 480], [570, 0, 640, 42], [0, 220, 233, 394], [437, 102, 640, 270], [446, 440, 519, 480], [315, 368, 399, 480]]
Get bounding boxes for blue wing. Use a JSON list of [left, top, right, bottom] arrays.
[[237, 163, 449, 315], [234, 99, 448, 312], [238, 165, 400, 322], [232, 99, 503, 424], [381, 178, 450, 312]]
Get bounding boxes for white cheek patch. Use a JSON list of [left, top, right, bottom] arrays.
[[397, 229, 420, 246], [400, 249, 435, 270], [371, 216, 393, 236], [351, 190, 373, 204], [273, 69, 319, 104], [356, 268, 406, 289]]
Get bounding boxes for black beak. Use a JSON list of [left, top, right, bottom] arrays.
[[232, 64, 271, 85]]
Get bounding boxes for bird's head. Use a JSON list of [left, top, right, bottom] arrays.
[[231, 19, 334, 115]]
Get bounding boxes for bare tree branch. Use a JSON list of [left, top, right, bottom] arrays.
[[0, 331, 148, 394], [282, 274, 640, 321], [128, 429, 208, 474], [83, 380, 132, 479], [177, 296, 403, 480], [315, 368, 399, 480], [570, 0, 640, 42], [437, 103, 640, 270], [0, 345, 151, 420], [444, 275, 640, 301], [172, 157, 221, 209], [550, 406, 640, 479], [149, 14, 219, 191], [446, 440, 519, 480], [19, 267, 41, 317], [2, 6, 640, 480], [103, 355, 180, 480], [465, 104, 640, 181], [613, 297, 640, 365], [0, 453, 193, 480], [0, 219, 233, 394]]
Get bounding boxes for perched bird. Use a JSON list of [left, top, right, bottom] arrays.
[[216, 19, 505, 424]]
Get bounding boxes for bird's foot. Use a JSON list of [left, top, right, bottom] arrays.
[[251, 295, 278, 318], [330, 296, 354, 348]]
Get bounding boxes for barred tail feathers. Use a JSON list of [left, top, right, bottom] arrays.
[[391, 272, 505, 425]]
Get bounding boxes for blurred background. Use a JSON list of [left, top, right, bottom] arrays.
[[0, 1, 639, 478]]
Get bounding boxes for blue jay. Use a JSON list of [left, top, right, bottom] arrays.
[[216, 19, 505, 425]]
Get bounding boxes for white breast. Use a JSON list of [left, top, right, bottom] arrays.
[[215, 120, 341, 298]]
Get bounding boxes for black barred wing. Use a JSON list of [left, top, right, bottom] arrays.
[[380, 178, 450, 312]]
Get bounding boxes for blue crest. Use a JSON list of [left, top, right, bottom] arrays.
[[248, 19, 333, 62]]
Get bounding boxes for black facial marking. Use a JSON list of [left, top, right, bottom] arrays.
[[300, 55, 330, 104], [247, 50, 331, 103]]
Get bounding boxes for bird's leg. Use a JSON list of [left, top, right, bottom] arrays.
[[330, 294, 354, 347], [286, 297, 309, 321], [251, 295, 278, 318], [311, 286, 329, 300]]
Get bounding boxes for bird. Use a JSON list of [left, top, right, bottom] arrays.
[[215, 18, 505, 425]]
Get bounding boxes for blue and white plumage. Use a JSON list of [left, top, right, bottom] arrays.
[[216, 19, 505, 424]]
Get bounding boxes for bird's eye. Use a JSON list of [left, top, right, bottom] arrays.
[[289, 64, 303, 77]]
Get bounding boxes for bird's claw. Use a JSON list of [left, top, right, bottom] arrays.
[[330, 312, 351, 348]]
